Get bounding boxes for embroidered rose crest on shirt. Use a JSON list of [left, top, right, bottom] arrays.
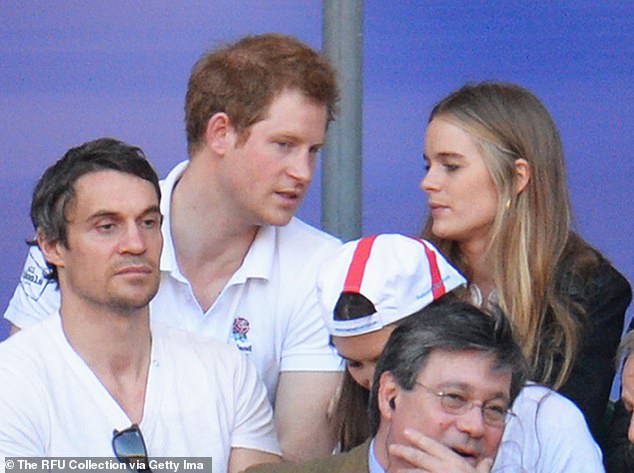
[[232, 317, 252, 352]]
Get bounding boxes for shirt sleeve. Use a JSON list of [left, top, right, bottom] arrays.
[[278, 242, 343, 373], [0, 350, 48, 465], [231, 352, 281, 455], [3, 246, 60, 329], [495, 386, 605, 473], [533, 390, 606, 472]]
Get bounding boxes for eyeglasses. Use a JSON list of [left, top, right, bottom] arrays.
[[112, 424, 152, 472], [414, 382, 513, 427]]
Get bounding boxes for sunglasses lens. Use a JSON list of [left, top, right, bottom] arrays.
[[113, 428, 147, 463]]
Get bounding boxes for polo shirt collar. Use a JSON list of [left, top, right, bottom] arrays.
[[157, 160, 275, 284], [159, 160, 188, 277], [230, 224, 275, 284]]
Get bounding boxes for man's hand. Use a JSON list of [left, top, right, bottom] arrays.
[[387, 428, 493, 473]]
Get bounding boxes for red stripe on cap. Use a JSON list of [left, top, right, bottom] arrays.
[[421, 240, 446, 298], [343, 235, 379, 293]]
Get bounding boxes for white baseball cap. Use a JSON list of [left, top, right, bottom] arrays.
[[317, 233, 467, 337]]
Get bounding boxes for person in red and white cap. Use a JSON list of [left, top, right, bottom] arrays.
[[317, 233, 468, 451]]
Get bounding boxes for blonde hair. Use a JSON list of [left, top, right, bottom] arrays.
[[421, 82, 598, 389]]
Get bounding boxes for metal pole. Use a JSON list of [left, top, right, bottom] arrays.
[[322, 0, 363, 242]]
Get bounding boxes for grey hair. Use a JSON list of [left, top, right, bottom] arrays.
[[368, 299, 528, 435]]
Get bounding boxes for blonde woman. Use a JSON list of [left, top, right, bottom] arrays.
[[420, 82, 632, 440]]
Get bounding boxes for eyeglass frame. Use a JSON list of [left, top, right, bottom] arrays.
[[413, 382, 515, 427], [112, 424, 152, 472]]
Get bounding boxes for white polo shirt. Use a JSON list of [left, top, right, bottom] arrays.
[[3, 160, 343, 401], [0, 315, 280, 473], [493, 384, 604, 472]]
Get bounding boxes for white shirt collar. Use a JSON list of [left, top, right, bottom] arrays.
[[157, 160, 275, 284], [229, 224, 275, 284], [158, 160, 188, 276], [368, 437, 387, 473]]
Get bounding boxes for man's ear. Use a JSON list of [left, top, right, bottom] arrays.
[[37, 233, 64, 269], [377, 371, 400, 421], [204, 112, 234, 156], [514, 158, 531, 195]]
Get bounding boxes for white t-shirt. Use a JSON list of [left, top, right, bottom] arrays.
[[3, 160, 343, 401], [493, 384, 605, 472], [0, 315, 280, 473]]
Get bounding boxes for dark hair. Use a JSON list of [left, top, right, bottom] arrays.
[[333, 293, 459, 451], [368, 299, 528, 434], [185, 33, 339, 154], [332, 372, 370, 451], [30, 137, 160, 282]]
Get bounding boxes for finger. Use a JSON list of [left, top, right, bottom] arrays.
[[389, 442, 434, 469], [395, 429, 481, 473], [402, 428, 458, 460], [390, 443, 469, 473], [389, 444, 478, 473], [475, 457, 493, 473]]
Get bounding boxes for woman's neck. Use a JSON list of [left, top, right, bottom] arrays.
[[459, 239, 495, 296]]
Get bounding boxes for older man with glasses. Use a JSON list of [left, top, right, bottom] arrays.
[[245, 299, 528, 473]]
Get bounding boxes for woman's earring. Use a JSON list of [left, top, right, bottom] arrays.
[[505, 198, 511, 210]]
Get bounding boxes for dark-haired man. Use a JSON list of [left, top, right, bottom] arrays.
[[4, 34, 342, 461], [0, 138, 280, 473]]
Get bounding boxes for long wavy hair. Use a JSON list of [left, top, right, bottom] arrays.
[[421, 82, 599, 389]]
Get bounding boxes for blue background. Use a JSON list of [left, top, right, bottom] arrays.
[[1, 0, 633, 341]]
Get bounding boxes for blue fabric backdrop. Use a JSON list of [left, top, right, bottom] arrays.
[[1, 1, 633, 341]]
